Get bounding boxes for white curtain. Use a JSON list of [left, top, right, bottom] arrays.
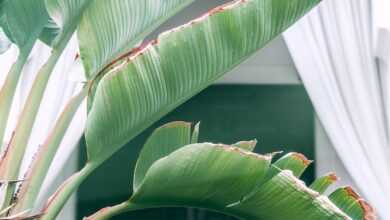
[[0, 37, 85, 219], [284, 0, 390, 218], [374, 0, 390, 135]]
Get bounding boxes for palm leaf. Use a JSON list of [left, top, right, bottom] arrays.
[[87, 122, 375, 220], [85, 0, 322, 167]]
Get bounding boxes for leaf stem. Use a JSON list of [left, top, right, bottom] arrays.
[[0, 35, 71, 209], [11, 85, 88, 214], [40, 163, 97, 220], [84, 201, 143, 220], [0, 50, 30, 147]]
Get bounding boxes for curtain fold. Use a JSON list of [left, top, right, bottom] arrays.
[[374, 0, 390, 141], [284, 0, 390, 218]]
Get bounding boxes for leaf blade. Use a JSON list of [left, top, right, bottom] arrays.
[[85, 0, 322, 165], [132, 143, 272, 210]]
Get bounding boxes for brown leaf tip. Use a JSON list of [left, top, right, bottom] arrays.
[[343, 187, 377, 220], [206, 0, 247, 16], [326, 172, 339, 182], [344, 186, 361, 200], [359, 200, 377, 220], [291, 152, 313, 166]]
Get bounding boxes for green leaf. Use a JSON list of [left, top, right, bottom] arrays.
[[133, 121, 192, 191], [78, 0, 195, 78], [0, 0, 48, 51], [329, 187, 376, 220], [132, 143, 272, 210], [85, 0, 321, 166], [86, 122, 374, 220], [310, 173, 338, 194], [229, 170, 348, 220]]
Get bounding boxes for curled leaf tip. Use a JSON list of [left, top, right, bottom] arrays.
[[326, 172, 339, 182], [344, 186, 361, 200], [290, 152, 313, 166], [343, 187, 377, 220], [359, 200, 377, 220]]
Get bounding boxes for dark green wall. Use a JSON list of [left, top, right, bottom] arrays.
[[77, 85, 314, 219]]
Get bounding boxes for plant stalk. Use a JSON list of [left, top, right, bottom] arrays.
[[11, 85, 88, 214], [40, 163, 97, 220], [84, 201, 143, 220], [0, 49, 31, 148], [0, 35, 71, 210]]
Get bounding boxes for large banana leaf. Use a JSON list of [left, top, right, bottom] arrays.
[[78, 0, 195, 78], [87, 122, 375, 220], [85, 0, 322, 167]]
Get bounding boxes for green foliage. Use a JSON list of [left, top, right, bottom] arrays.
[[87, 122, 375, 220], [0, 0, 376, 219], [85, 0, 321, 168]]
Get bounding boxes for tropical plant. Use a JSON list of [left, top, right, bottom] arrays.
[[85, 121, 376, 220], [0, 0, 375, 219]]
